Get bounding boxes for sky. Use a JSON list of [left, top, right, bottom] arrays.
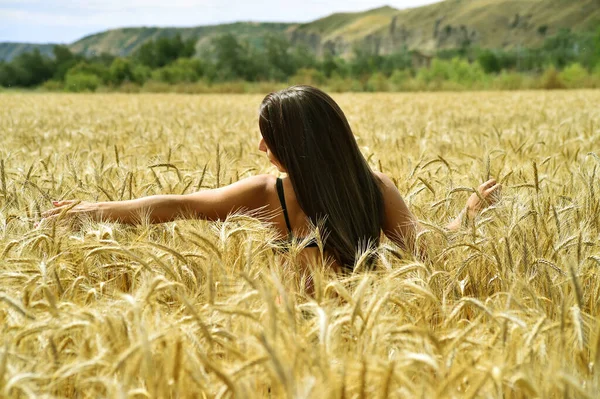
[[0, 0, 442, 44]]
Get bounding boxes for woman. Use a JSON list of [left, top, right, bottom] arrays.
[[40, 85, 501, 271]]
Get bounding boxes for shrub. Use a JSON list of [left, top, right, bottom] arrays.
[[447, 58, 487, 88], [141, 80, 171, 93], [66, 62, 109, 84], [151, 58, 203, 84], [289, 68, 326, 86], [439, 80, 468, 91], [398, 78, 427, 92], [64, 72, 101, 92], [389, 69, 412, 90], [590, 64, 600, 88], [539, 66, 566, 90], [246, 81, 288, 94], [119, 82, 141, 93], [108, 58, 150, 86], [559, 63, 589, 88], [365, 72, 390, 92], [325, 73, 364, 92], [42, 80, 63, 91], [164, 81, 211, 94], [493, 71, 524, 90], [417, 58, 487, 90], [209, 81, 247, 93], [417, 58, 450, 86]]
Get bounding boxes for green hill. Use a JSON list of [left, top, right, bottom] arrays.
[[70, 22, 293, 57], [0, 22, 293, 62], [0, 43, 55, 62], [1, 0, 598, 61], [289, 0, 600, 55]]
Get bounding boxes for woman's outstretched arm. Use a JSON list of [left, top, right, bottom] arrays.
[[40, 174, 272, 226], [376, 172, 501, 256]]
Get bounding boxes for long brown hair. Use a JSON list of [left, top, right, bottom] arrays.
[[259, 85, 385, 270]]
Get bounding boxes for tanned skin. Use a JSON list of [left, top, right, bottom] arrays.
[[40, 136, 501, 265]]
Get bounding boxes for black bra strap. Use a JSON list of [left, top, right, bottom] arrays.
[[276, 178, 293, 235]]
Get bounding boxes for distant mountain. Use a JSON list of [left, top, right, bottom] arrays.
[[289, 0, 600, 55], [70, 22, 293, 57], [0, 22, 293, 62], [0, 42, 55, 62], [1, 0, 598, 62]]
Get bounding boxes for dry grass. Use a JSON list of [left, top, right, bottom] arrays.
[[1, 90, 600, 398]]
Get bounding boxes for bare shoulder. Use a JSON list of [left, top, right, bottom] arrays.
[[236, 174, 276, 190], [373, 170, 403, 209], [373, 171, 397, 192], [193, 173, 274, 195], [253, 174, 278, 198], [218, 174, 275, 203]]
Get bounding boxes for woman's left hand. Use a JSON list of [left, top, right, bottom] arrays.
[[37, 200, 101, 228], [465, 179, 502, 219]]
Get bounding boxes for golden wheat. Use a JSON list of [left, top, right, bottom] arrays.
[[0, 90, 599, 398]]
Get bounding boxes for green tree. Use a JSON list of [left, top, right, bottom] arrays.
[[320, 51, 348, 78], [66, 61, 109, 84], [290, 45, 318, 72], [542, 28, 578, 68], [2, 49, 55, 87], [135, 34, 196, 69], [0, 62, 17, 87], [52, 45, 80, 81], [350, 44, 382, 78], [132, 64, 152, 85], [380, 48, 412, 75], [108, 58, 136, 85], [211, 34, 257, 81], [263, 34, 296, 81], [593, 27, 600, 68], [477, 50, 501, 74]]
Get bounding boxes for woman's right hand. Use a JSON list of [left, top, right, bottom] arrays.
[[36, 200, 101, 228], [465, 179, 502, 219]]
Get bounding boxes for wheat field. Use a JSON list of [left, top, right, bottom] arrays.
[[1, 91, 599, 398]]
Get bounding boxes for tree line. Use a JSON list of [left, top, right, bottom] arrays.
[[0, 27, 599, 92]]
